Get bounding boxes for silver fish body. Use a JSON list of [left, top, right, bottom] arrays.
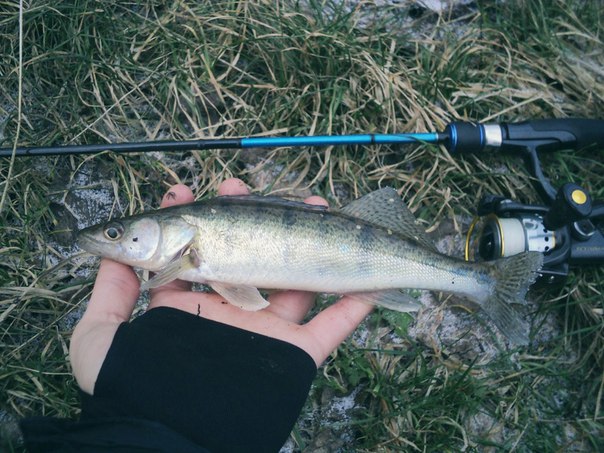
[[179, 202, 486, 297], [77, 188, 542, 343]]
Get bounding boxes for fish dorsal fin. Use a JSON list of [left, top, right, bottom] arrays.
[[340, 188, 438, 252], [216, 195, 329, 212]]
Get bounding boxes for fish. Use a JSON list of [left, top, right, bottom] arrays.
[[77, 187, 543, 344]]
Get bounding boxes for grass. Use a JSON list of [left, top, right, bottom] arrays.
[[1, 0, 603, 451]]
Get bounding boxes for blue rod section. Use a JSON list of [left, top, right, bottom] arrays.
[[241, 133, 439, 148]]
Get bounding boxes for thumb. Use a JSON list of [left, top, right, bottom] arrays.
[[84, 259, 140, 323]]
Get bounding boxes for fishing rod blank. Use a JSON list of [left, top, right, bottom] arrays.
[[0, 133, 443, 158]]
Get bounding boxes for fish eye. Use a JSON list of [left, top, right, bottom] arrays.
[[103, 222, 124, 241]]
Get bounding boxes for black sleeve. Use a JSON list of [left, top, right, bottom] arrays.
[[19, 415, 210, 453], [81, 307, 317, 453]]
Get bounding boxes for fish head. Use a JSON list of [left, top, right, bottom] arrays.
[[77, 214, 197, 271]]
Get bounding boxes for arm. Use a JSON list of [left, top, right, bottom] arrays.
[[69, 185, 194, 394]]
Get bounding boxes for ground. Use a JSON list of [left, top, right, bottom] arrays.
[[1, 1, 603, 451]]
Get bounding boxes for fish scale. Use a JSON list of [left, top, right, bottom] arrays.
[[77, 188, 543, 344], [183, 202, 418, 290]]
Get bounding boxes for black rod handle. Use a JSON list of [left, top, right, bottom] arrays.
[[501, 118, 604, 152], [445, 118, 604, 154]]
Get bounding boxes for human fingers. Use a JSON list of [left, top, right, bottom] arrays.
[[160, 184, 194, 208], [303, 195, 328, 207], [265, 194, 329, 323], [301, 296, 374, 366], [218, 177, 250, 196]]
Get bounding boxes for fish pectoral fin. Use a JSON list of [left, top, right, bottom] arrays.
[[347, 289, 422, 312], [209, 282, 270, 311], [140, 253, 197, 291]]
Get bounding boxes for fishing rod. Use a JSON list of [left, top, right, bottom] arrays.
[[1, 132, 443, 157], [0, 118, 602, 160], [2, 117, 604, 283]]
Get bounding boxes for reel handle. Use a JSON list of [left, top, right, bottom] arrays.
[[543, 183, 592, 230]]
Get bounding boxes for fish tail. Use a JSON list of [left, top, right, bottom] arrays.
[[480, 251, 543, 345]]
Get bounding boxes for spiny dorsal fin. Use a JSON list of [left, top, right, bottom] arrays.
[[340, 187, 438, 252]]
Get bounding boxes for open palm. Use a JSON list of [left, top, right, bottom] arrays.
[[70, 178, 374, 395]]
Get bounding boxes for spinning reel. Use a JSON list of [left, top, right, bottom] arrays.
[[452, 119, 604, 284]]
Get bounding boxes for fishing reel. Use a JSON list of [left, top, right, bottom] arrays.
[[465, 187, 604, 285], [450, 119, 604, 285]]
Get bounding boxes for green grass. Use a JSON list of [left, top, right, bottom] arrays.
[[1, 0, 603, 451]]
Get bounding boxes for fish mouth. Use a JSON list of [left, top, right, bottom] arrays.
[[76, 228, 106, 256]]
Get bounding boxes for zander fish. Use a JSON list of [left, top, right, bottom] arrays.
[[77, 188, 543, 344]]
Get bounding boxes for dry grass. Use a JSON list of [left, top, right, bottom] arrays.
[[1, 1, 603, 451]]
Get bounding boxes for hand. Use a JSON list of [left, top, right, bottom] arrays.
[[70, 178, 374, 395]]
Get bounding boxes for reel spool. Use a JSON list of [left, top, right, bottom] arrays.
[[465, 214, 556, 262]]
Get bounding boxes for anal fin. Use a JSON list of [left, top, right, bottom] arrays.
[[347, 289, 422, 312]]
